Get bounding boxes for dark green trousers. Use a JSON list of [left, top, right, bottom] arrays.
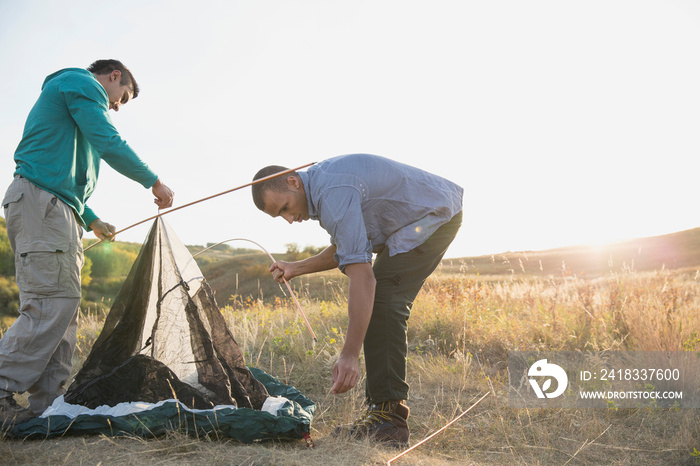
[[364, 211, 463, 403]]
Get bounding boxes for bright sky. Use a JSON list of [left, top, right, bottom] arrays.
[[1, 0, 699, 259]]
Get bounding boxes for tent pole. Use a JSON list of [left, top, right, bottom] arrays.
[[85, 162, 315, 252], [194, 238, 318, 342]]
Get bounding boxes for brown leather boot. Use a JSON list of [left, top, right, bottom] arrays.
[[333, 400, 410, 448]]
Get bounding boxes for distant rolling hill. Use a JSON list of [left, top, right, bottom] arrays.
[[440, 227, 700, 278], [195, 227, 700, 303], [191, 246, 347, 305]]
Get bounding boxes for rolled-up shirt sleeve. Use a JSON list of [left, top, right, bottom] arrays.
[[318, 187, 373, 272]]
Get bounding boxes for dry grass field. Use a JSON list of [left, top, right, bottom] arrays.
[[1, 264, 700, 465]]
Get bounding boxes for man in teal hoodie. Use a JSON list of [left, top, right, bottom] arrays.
[[0, 59, 174, 425]]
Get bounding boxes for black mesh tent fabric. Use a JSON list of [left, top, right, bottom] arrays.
[[65, 217, 268, 410], [11, 219, 315, 442]]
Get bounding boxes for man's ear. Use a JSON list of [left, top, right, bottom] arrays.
[[111, 70, 121, 81], [287, 175, 301, 190]]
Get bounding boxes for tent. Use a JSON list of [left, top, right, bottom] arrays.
[[12, 218, 315, 442]]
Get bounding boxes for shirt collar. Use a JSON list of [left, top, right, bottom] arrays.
[[298, 170, 318, 219]]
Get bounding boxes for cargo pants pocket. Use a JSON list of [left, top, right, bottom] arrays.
[[16, 250, 73, 296]]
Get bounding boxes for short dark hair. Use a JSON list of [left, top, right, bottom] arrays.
[[251, 165, 296, 211], [87, 59, 140, 98]]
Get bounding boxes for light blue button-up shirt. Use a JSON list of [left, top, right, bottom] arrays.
[[298, 154, 463, 270]]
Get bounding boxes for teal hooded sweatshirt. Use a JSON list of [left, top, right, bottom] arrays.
[[13, 68, 158, 229]]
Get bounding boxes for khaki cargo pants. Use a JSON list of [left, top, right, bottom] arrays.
[[0, 176, 83, 414]]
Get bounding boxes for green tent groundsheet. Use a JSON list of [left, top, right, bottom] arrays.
[[12, 367, 315, 443]]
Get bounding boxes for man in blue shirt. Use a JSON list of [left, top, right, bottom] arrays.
[[252, 154, 463, 446], [0, 60, 174, 425]]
